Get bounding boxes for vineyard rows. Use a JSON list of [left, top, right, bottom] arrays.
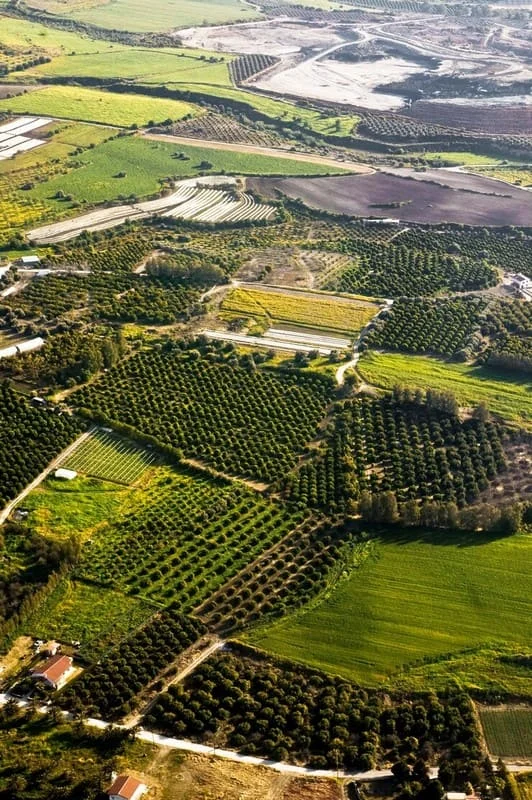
[[63, 429, 157, 485], [229, 54, 278, 84]]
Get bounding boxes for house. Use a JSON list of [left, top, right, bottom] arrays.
[[446, 793, 467, 800], [54, 468, 78, 481], [17, 255, 40, 267], [30, 654, 74, 689], [31, 396, 47, 408], [107, 775, 147, 800], [512, 273, 532, 291]]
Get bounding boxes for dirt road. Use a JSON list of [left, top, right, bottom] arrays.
[[142, 132, 373, 174], [0, 428, 95, 524]]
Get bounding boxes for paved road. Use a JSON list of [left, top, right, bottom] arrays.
[[0, 428, 95, 525]]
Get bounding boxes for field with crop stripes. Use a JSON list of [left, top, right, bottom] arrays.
[[222, 287, 380, 334], [63, 430, 157, 485], [479, 708, 532, 759]]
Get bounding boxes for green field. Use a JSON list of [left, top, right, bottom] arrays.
[[24, 475, 134, 540], [248, 531, 532, 687], [63, 430, 157, 485], [26, 579, 154, 656], [27, 135, 346, 207], [67, 0, 260, 32], [0, 86, 199, 127], [27, 47, 233, 86], [479, 708, 532, 758], [358, 351, 532, 428], [222, 286, 378, 335]]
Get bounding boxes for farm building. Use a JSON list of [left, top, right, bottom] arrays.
[[30, 654, 74, 689], [445, 793, 467, 800], [107, 774, 147, 800], [54, 468, 78, 481], [17, 255, 40, 266], [512, 273, 532, 291]]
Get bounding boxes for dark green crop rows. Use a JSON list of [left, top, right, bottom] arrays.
[[73, 347, 334, 482]]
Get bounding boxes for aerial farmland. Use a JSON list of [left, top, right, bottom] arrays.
[[0, 0, 530, 797]]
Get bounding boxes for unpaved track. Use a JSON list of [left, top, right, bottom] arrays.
[[143, 132, 373, 174], [0, 428, 95, 524]]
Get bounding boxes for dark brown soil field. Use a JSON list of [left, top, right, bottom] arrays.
[[408, 99, 532, 134], [249, 170, 532, 226]]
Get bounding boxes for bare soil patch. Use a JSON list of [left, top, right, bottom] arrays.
[[249, 170, 532, 226], [179, 21, 347, 56]]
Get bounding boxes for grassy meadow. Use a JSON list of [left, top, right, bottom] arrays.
[[248, 531, 532, 688], [479, 707, 532, 759], [26, 579, 154, 656], [0, 85, 199, 127], [222, 286, 378, 335], [23, 475, 134, 540], [358, 351, 532, 429]]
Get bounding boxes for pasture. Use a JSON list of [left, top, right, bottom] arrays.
[[221, 286, 379, 335], [248, 531, 532, 687], [479, 707, 532, 759], [0, 86, 199, 127], [63, 430, 157, 485], [358, 351, 532, 429], [24, 475, 133, 540], [67, 0, 261, 31]]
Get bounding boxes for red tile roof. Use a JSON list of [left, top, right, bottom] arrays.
[[31, 654, 72, 684], [107, 775, 144, 800]]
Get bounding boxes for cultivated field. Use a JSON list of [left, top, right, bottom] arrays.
[[221, 286, 380, 335], [479, 708, 532, 759], [0, 116, 52, 160], [0, 86, 199, 127], [62, 429, 157, 485], [358, 351, 532, 429], [253, 171, 532, 226], [249, 531, 532, 686]]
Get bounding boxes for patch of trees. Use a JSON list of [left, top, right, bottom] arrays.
[[0, 523, 79, 642], [3, 328, 125, 388], [0, 382, 85, 509], [147, 647, 482, 776], [481, 334, 532, 375], [72, 341, 334, 482], [145, 251, 226, 286], [0, 272, 204, 325], [315, 239, 497, 297], [365, 298, 485, 360], [59, 611, 204, 720], [286, 392, 506, 513]]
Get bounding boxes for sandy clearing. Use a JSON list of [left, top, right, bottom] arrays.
[[143, 132, 371, 173], [178, 20, 348, 56], [256, 55, 422, 111]]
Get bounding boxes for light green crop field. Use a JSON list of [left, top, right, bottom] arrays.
[[0, 85, 199, 127], [67, 0, 261, 32], [358, 351, 532, 429], [248, 531, 532, 687], [27, 48, 233, 86], [26, 579, 154, 656], [0, 13, 118, 55], [28, 135, 346, 207], [24, 475, 134, 540], [479, 708, 532, 759]]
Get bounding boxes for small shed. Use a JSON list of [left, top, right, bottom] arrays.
[[18, 255, 41, 267], [446, 793, 467, 800], [107, 775, 147, 800], [54, 468, 77, 481]]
